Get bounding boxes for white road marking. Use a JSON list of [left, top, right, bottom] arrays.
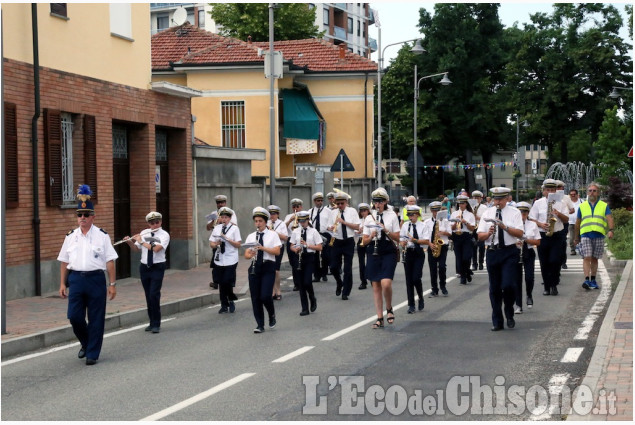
[[140, 372, 256, 421], [272, 346, 315, 363], [529, 373, 571, 420], [1, 318, 175, 366], [573, 260, 611, 340], [560, 347, 584, 363]]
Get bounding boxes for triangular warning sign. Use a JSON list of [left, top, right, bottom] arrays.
[[331, 149, 355, 172], [628, 147, 633, 158]]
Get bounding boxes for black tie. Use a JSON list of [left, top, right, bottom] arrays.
[[147, 232, 155, 267], [314, 208, 321, 231], [497, 209, 505, 247], [257, 232, 264, 264], [220, 226, 227, 253], [379, 213, 386, 240], [341, 210, 347, 239], [430, 218, 436, 242], [412, 223, 419, 240]]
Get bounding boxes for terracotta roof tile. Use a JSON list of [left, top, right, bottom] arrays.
[[152, 24, 377, 73]]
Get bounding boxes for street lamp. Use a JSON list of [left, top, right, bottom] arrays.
[[413, 65, 451, 200], [513, 114, 530, 202], [377, 33, 424, 187]]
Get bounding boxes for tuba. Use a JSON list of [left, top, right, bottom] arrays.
[[430, 219, 445, 258], [546, 200, 557, 237]]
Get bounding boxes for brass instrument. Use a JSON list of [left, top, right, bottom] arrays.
[[292, 215, 299, 230], [488, 206, 502, 250], [430, 219, 445, 258], [473, 204, 481, 229], [328, 218, 340, 246], [455, 211, 463, 235], [546, 200, 557, 236]]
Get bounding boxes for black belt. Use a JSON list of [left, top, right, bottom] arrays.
[[70, 270, 103, 276], [488, 244, 516, 251]]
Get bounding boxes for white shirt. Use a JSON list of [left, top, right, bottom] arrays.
[[400, 221, 426, 249], [472, 202, 486, 224], [362, 209, 400, 237], [559, 191, 575, 214], [522, 219, 541, 251], [267, 218, 289, 240], [209, 223, 241, 266], [528, 197, 569, 233], [135, 227, 170, 265], [207, 210, 237, 226], [421, 216, 452, 244], [477, 205, 524, 246], [244, 228, 282, 262], [328, 207, 361, 240], [58, 225, 118, 271], [568, 198, 582, 224], [290, 226, 323, 254], [308, 205, 331, 233], [450, 209, 476, 234], [284, 213, 301, 235]]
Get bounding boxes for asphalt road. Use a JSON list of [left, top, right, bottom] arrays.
[[1, 251, 609, 421]]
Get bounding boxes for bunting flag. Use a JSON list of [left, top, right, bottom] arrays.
[[418, 161, 517, 170]]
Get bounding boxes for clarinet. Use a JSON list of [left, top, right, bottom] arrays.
[[372, 212, 380, 256], [249, 249, 257, 275]]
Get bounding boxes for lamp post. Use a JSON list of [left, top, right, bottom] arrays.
[[413, 65, 451, 200], [513, 114, 530, 202], [268, 3, 276, 204], [376, 31, 424, 187]]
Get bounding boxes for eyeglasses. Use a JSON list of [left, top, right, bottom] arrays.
[[336, 202, 346, 205], [588, 189, 598, 192], [77, 213, 92, 218], [407, 213, 418, 216]]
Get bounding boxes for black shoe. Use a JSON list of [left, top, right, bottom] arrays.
[[145, 325, 153, 332], [85, 358, 97, 366], [460, 279, 467, 285], [310, 297, 317, 312], [78, 347, 86, 359], [407, 306, 415, 314], [551, 287, 558, 296], [562, 264, 568, 269], [269, 316, 276, 329], [441, 289, 449, 296], [336, 285, 342, 296], [218, 306, 228, 314], [507, 318, 515, 329], [312, 277, 320, 282], [543, 290, 550, 295], [467, 274, 472, 283], [358, 282, 367, 290], [151, 327, 160, 334], [209, 281, 218, 289], [229, 301, 236, 313], [429, 291, 438, 298], [299, 310, 310, 316], [341, 294, 348, 300], [293, 286, 299, 291], [418, 298, 424, 311], [479, 264, 484, 270], [491, 325, 504, 332], [253, 326, 265, 334], [322, 276, 328, 282], [526, 296, 533, 308], [471, 264, 477, 271]]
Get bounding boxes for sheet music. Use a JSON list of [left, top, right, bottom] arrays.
[[205, 211, 218, 222], [547, 192, 563, 203], [436, 210, 448, 221]]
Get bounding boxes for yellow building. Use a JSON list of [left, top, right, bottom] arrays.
[[151, 24, 377, 181]]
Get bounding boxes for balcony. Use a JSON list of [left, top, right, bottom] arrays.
[[333, 26, 347, 42]]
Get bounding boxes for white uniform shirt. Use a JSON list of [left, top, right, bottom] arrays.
[[308, 205, 331, 233], [450, 209, 476, 234], [135, 227, 170, 265], [290, 226, 323, 254], [528, 197, 569, 233], [568, 198, 582, 224], [244, 228, 282, 262], [209, 223, 241, 266], [472, 203, 486, 226], [362, 209, 400, 237], [328, 207, 361, 240], [268, 218, 289, 240], [400, 221, 426, 248], [421, 216, 452, 244], [57, 225, 118, 271], [560, 192, 575, 214], [207, 210, 237, 226], [477, 205, 524, 246], [522, 219, 541, 251]]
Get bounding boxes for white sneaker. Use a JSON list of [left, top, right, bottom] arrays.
[[514, 305, 523, 314]]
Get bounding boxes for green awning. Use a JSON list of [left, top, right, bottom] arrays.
[[281, 88, 323, 141]]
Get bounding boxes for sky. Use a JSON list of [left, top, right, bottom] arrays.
[[368, 1, 633, 65]]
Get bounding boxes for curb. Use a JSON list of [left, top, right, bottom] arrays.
[[605, 247, 629, 268], [567, 259, 633, 420]]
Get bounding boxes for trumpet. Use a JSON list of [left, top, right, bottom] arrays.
[[113, 228, 158, 246], [292, 215, 299, 230], [328, 220, 340, 246], [455, 211, 463, 235]]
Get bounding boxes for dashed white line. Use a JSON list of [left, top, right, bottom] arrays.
[[573, 260, 611, 340], [560, 347, 584, 363], [272, 346, 315, 363], [529, 373, 571, 420], [140, 372, 256, 421]]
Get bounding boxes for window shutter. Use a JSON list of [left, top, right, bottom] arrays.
[[50, 3, 67, 17], [83, 115, 97, 202], [44, 109, 63, 206], [4, 102, 19, 208]]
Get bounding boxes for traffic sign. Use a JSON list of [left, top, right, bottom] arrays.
[[628, 147, 633, 158], [330, 149, 355, 172]]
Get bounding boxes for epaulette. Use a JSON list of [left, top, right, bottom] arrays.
[[99, 228, 109, 235], [66, 229, 74, 236]]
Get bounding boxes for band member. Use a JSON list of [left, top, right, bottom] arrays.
[[244, 207, 282, 334], [284, 198, 304, 291], [124, 211, 170, 333], [477, 187, 524, 331], [267, 205, 288, 300], [422, 201, 452, 297], [529, 178, 570, 295], [556, 180, 575, 270], [363, 188, 400, 329], [326, 192, 337, 210], [515, 202, 541, 312], [356, 203, 371, 290], [208, 207, 241, 314], [290, 211, 322, 316], [207, 195, 237, 289], [471, 190, 486, 271], [400, 205, 426, 313], [451, 195, 476, 285], [58, 185, 117, 365], [308, 192, 331, 282], [327, 192, 360, 300]]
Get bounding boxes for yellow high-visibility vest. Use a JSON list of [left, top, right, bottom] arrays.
[[579, 200, 608, 235]]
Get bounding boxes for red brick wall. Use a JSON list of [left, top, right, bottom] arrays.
[[3, 58, 192, 267]]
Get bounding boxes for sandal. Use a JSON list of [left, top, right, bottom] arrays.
[[386, 308, 395, 324], [372, 318, 384, 329]]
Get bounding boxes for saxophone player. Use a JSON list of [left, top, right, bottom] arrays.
[[422, 201, 452, 297], [477, 187, 524, 332], [284, 198, 304, 291], [528, 179, 569, 296], [399, 205, 427, 313], [471, 190, 486, 271], [450, 195, 476, 285]]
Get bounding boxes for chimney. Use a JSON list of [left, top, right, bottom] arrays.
[[247, 35, 252, 45], [339, 43, 346, 59]]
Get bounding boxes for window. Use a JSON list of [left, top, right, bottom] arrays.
[[50, 3, 67, 18], [198, 10, 205, 28], [157, 14, 169, 31], [110, 3, 132, 40], [357, 20, 360, 36], [348, 17, 353, 34], [323, 8, 329, 25], [187, 9, 195, 25], [61, 113, 74, 203], [221, 101, 245, 149], [4, 102, 18, 208]]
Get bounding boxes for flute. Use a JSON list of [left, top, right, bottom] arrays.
[[113, 228, 159, 246]]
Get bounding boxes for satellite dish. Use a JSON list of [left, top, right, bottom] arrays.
[[172, 7, 187, 26]]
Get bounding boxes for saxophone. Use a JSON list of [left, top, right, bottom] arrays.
[[430, 219, 445, 258], [546, 200, 557, 237]]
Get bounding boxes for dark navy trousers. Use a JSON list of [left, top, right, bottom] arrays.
[[248, 260, 276, 328], [486, 246, 519, 327], [67, 270, 107, 360], [140, 262, 166, 328], [403, 249, 424, 307]]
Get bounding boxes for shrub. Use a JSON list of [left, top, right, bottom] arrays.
[[607, 208, 633, 260], [605, 177, 633, 210], [611, 208, 633, 228]]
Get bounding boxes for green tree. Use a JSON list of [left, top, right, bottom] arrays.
[[209, 3, 321, 42], [595, 106, 632, 184]]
